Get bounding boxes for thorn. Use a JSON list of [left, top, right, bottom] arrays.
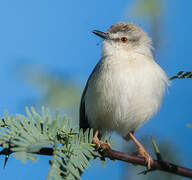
[[100, 157, 106, 168], [151, 137, 163, 161], [3, 155, 9, 168], [138, 168, 155, 175]]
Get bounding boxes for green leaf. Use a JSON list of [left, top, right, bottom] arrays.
[[0, 107, 103, 180]]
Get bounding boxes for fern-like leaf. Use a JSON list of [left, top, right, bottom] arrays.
[[0, 107, 100, 180]]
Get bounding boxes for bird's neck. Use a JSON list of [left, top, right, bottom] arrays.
[[101, 46, 153, 63], [101, 42, 153, 60]]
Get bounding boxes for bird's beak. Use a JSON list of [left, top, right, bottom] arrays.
[[92, 30, 110, 40]]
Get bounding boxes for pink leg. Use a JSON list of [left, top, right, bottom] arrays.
[[93, 130, 111, 149], [127, 132, 153, 169]]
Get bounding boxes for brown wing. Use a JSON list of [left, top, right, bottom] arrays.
[[79, 62, 100, 131]]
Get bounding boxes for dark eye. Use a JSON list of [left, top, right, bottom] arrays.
[[120, 37, 128, 43]]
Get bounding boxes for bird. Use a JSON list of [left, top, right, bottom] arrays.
[[79, 22, 169, 169]]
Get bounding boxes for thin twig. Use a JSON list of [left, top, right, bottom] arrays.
[[169, 71, 192, 80]]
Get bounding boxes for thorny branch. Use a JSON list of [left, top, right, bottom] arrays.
[[1, 147, 191, 178]]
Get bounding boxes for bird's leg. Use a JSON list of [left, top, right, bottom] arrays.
[[93, 130, 111, 150], [127, 132, 153, 169]]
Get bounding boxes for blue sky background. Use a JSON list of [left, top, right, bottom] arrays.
[[0, 0, 192, 179]]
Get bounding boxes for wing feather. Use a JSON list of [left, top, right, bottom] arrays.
[[79, 62, 100, 131]]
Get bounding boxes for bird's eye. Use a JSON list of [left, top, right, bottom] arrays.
[[120, 37, 128, 43]]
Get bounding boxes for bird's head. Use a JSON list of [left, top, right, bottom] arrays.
[[92, 22, 152, 57]]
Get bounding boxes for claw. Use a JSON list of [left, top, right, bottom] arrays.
[[93, 130, 111, 151], [138, 147, 153, 169]]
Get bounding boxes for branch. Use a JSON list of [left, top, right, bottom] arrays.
[[105, 149, 192, 178], [169, 71, 192, 80], [5, 147, 191, 178], [1, 107, 192, 179]]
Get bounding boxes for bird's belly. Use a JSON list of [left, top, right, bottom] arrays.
[[85, 62, 166, 137]]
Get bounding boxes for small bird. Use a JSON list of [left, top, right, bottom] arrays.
[[80, 22, 169, 168]]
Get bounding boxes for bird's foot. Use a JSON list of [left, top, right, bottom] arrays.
[[93, 132, 111, 151], [136, 146, 153, 169], [127, 132, 153, 169]]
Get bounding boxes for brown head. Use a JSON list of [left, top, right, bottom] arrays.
[[92, 22, 152, 56]]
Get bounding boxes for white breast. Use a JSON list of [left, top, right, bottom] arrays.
[[85, 53, 168, 137]]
